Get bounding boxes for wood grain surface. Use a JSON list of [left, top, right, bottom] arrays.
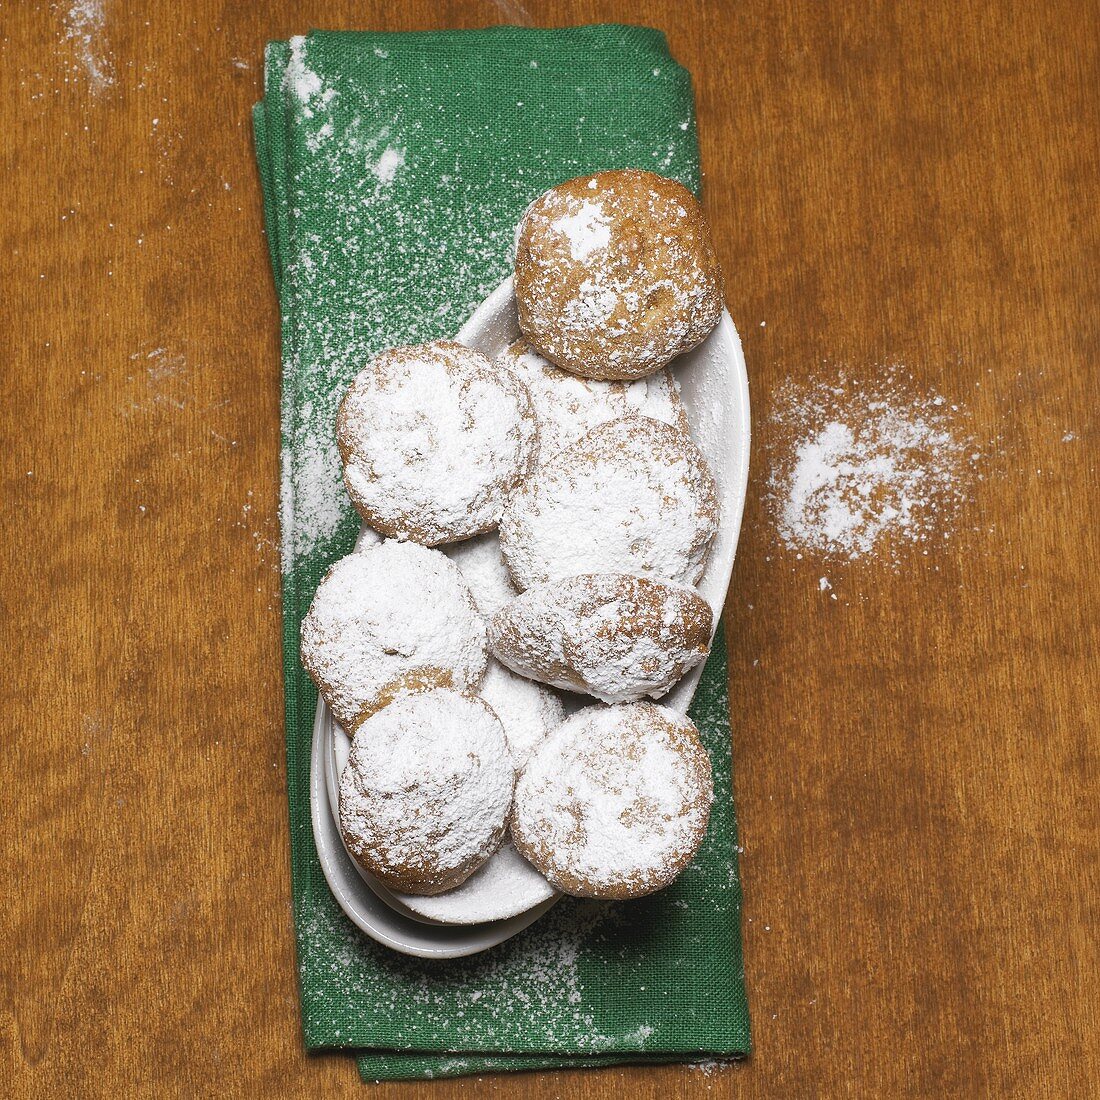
[[2, 1, 1097, 1096]]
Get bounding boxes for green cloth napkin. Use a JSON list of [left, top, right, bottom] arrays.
[[253, 25, 750, 1082]]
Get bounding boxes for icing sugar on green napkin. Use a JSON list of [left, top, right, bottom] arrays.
[[253, 24, 750, 1082]]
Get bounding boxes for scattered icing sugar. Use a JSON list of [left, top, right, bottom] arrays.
[[501, 339, 690, 464], [339, 689, 514, 891], [690, 1059, 736, 1076], [500, 416, 719, 590], [63, 0, 113, 90], [512, 703, 712, 895], [489, 574, 712, 704], [284, 35, 335, 118], [285, 36, 322, 102], [300, 540, 487, 730], [370, 145, 405, 184], [296, 893, 620, 1047], [768, 371, 978, 562], [550, 199, 611, 260], [305, 120, 334, 153], [283, 404, 346, 569]]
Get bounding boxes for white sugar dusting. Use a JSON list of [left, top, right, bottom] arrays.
[[768, 372, 978, 562], [284, 35, 334, 118], [478, 661, 564, 769], [371, 145, 406, 184], [297, 895, 621, 1048], [63, 0, 113, 90], [551, 199, 611, 260]]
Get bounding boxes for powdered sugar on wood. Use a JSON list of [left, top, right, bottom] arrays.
[[767, 370, 979, 563]]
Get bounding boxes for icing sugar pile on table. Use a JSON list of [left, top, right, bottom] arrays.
[[768, 371, 978, 561], [63, 0, 113, 89]]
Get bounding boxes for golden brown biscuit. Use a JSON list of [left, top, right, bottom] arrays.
[[499, 416, 720, 590], [514, 169, 723, 380], [336, 340, 538, 545], [301, 540, 487, 731], [488, 573, 712, 704], [499, 337, 690, 464], [339, 689, 515, 895], [511, 702, 713, 899]]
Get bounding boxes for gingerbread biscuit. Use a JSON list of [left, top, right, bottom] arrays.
[[301, 540, 487, 731], [514, 169, 723, 380], [488, 573, 712, 704], [339, 689, 515, 895], [336, 340, 538, 545], [499, 416, 719, 591], [511, 702, 713, 899]]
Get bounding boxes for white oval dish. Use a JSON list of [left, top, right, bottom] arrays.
[[310, 275, 750, 957]]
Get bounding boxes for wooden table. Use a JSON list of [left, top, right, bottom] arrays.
[[3, 2, 1097, 1096]]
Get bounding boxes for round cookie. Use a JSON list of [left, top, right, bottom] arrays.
[[499, 416, 720, 590], [479, 660, 565, 769], [336, 340, 538, 545], [301, 540, 487, 731], [514, 169, 723, 381], [511, 703, 713, 899], [488, 573, 712, 704], [499, 338, 690, 465], [339, 689, 515, 895]]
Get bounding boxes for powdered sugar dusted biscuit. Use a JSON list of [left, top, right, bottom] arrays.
[[514, 170, 723, 380], [499, 416, 719, 590], [511, 703, 713, 899], [488, 573, 712, 704], [479, 661, 565, 769], [499, 338, 690, 464], [301, 540, 487, 731], [339, 689, 515, 895], [336, 340, 538, 545]]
